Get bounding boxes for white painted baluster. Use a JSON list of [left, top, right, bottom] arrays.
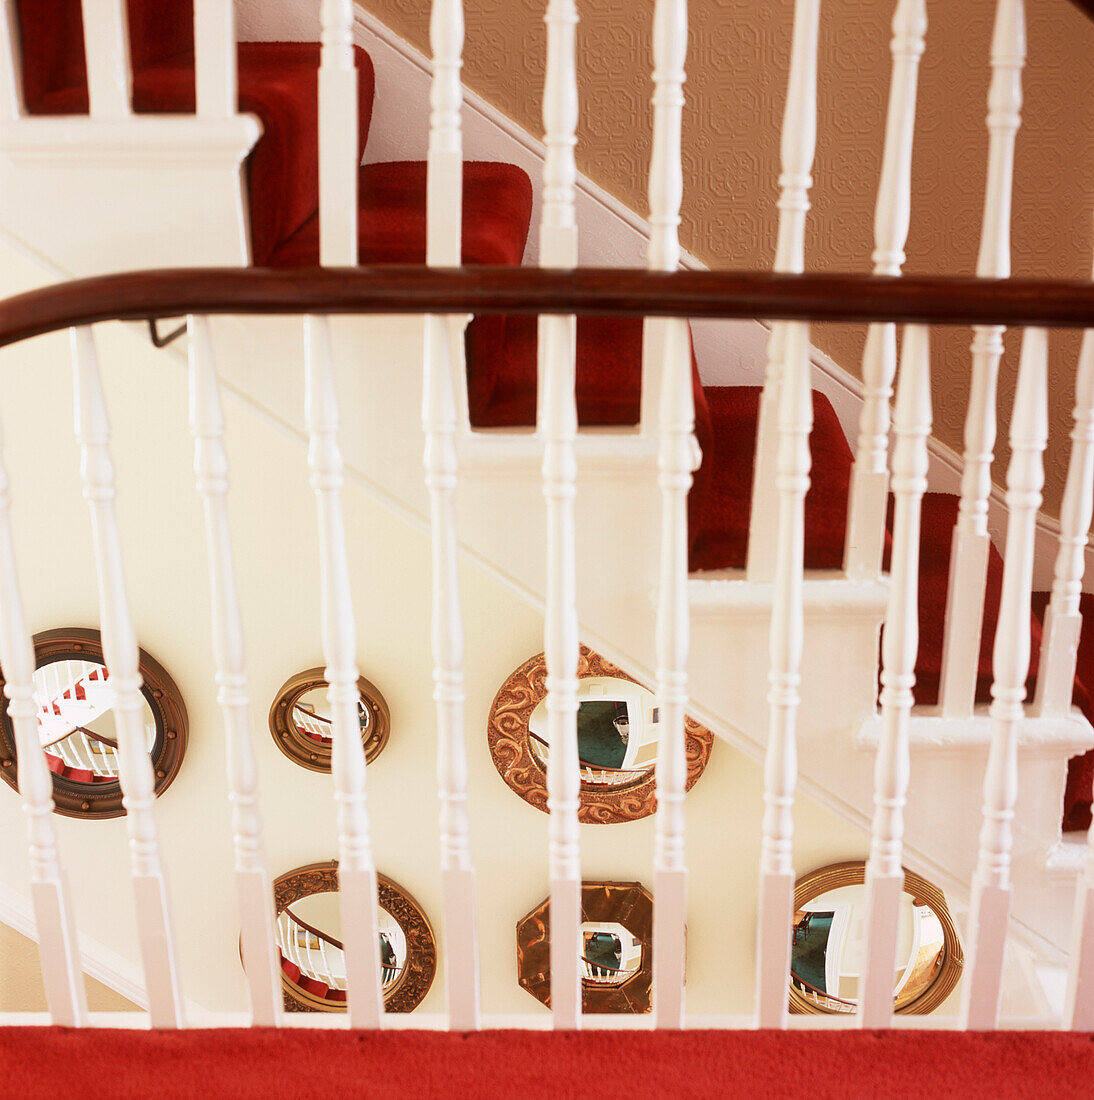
[[960, 327, 1047, 1031], [1034, 299, 1094, 714], [80, 0, 132, 119], [860, 325, 932, 1028], [939, 0, 1025, 717], [304, 315, 384, 1028], [422, 315, 481, 1031], [194, 0, 237, 119], [0, 0, 24, 120], [844, 0, 927, 578], [647, 0, 692, 1031], [747, 0, 820, 582], [538, 0, 582, 1031], [754, 321, 812, 1028], [71, 326, 183, 1029], [319, 0, 358, 266], [187, 316, 281, 1028], [427, 0, 464, 268], [1066, 803, 1094, 1027], [0, 416, 86, 1026]]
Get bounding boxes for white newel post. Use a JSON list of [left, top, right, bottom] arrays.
[[304, 315, 384, 1028], [755, 321, 812, 1029], [194, 0, 237, 119], [939, 0, 1025, 717], [646, 0, 692, 1030], [747, 0, 820, 582], [319, 0, 358, 267], [80, 0, 132, 119], [960, 327, 1047, 1031], [422, 314, 481, 1031], [538, 0, 582, 1031], [72, 327, 183, 1029], [0, 413, 87, 1027], [844, 0, 927, 578], [860, 325, 931, 1028], [0, 0, 24, 120], [1034, 308, 1094, 714], [188, 317, 282, 1028]]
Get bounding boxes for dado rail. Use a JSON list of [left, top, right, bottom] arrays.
[[0, 0, 1093, 1041]]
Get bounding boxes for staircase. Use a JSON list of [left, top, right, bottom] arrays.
[[0, 0, 1092, 1033]]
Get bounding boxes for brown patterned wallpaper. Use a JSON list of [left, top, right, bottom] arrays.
[[368, 0, 1094, 514]]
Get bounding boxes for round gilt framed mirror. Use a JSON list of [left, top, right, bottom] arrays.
[[270, 861, 436, 1014], [268, 668, 390, 773], [0, 627, 188, 819], [789, 861, 964, 1016], [516, 880, 654, 1014], [488, 645, 714, 824]]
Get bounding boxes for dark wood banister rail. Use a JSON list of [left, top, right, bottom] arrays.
[[2, 267, 1094, 350]]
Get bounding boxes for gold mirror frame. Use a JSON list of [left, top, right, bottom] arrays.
[[487, 645, 714, 824], [268, 668, 390, 773], [270, 861, 436, 1014], [788, 861, 964, 1016], [517, 880, 654, 1014]]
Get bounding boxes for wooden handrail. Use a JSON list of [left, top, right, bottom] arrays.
[[283, 906, 344, 953], [526, 729, 648, 776], [791, 972, 857, 1008], [3, 268, 1094, 350]]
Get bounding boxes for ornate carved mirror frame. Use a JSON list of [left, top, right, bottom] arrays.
[[517, 880, 655, 1014], [268, 668, 390, 773], [487, 645, 714, 824], [0, 627, 188, 819], [789, 860, 964, 1016], [271, 861, 436, 1014]]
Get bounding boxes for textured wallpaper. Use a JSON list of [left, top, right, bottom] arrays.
[[367, 0, 1094, 515]]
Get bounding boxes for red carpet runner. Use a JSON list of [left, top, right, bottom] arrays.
[[2, 1027, 1093, 1099]]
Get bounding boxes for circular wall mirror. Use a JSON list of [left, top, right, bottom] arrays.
[[0, 627, 187, 819], [269, 668, 390, 773], [270, 861, 436, 1014], [488, 646, 714, 824], [516, 880, 654, 1014], [789, 861, 963, 1016]]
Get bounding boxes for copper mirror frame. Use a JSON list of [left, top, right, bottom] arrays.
[[487, 645, 714, 824], [0, 627, 188, 819], [789, 861, 964, 1016], [517, 880, 655, 1014], [272, 861, 436, 1014], [268, 668, 390, 773]]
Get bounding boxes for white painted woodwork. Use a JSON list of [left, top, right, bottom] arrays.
[[0, 0, 24, 120], [755, 321, 812, 1029], [0, 406, 86, 1027], [422, 312, 481, 1031], [1034, 320, 1094, 715], [194, 0, 237, 119], [427, 0, 464, 268], [844, 0, 927, 579], [747, 0, 821, 582], [304, 314, 384, 1028], [960, 327, 1047, 1031], [1066, 838, 1094, 1028], [537, 0, 582, 1032], [71, 326, 183, 1029], [939, 0, 1025, 717], [80, 0, 132, 119], [187, 316, 282, 1028], [860, 325, 931, 1028], [318, 0, 358, 266], [646, 0, 691, 1031]]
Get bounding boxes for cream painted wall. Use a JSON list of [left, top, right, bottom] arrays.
[[0, 239, 878, 1019]]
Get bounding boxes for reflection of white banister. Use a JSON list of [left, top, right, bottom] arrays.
[[194, 0, 237, 120], [81, 0, 132, 120], [961, 328, 1047, 1030], [0, 0, 23, 120], [72, 325, 183, 1029], [318, 0, 358, 267], [860, 325, 931, 1029], [0, 403, 87, 1026]]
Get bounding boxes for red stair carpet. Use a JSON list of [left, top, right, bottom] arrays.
[[2, 1027, 1094, 1099]]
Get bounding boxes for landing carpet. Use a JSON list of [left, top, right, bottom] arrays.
[[2, 1027, 1093, 1099]]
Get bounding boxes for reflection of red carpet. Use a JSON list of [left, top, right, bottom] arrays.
[[4, 1028, 1094, 1098]]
